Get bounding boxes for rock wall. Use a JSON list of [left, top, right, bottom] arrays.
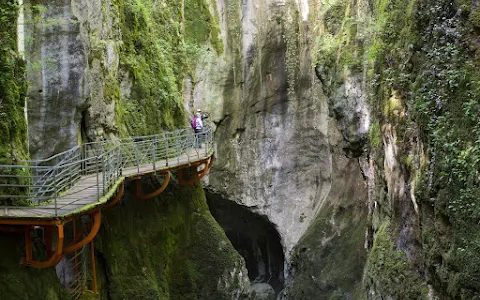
[[23, 0, 221, 159], [201, 0, 333, 256], [290, 0, 480, 298], [94, 182, 250, 300], [200, 0, 480, 299], [0, 0, 29, 206]]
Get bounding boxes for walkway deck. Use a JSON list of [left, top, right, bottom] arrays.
[[0, 126, 214, 219]]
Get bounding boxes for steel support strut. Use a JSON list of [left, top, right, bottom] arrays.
[[22, 224, 64, 268], [135, 171, 171, 200], [178, 157, 213, 186]]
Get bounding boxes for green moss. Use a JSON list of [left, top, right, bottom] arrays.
[[0, 0, 30, 205], [184, 0, 223, 54], [368, 120, 382, 149], [112, 0, 222, 137], [365, 222, 425, 299], [363, 0, 480, 297], [0, 233, 69, 300], [95, 182, 247, 299], [289, 194, 367, 299], [470, 8, 480, 29]]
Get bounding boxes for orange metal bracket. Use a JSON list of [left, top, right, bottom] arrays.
[[22, 224, 64, 268], [63, 211, 101, 254], [0, 218, 62, 226], [135, 171, 171, 200], [104, 182, 125, 209], [178, 157, 212, 186]]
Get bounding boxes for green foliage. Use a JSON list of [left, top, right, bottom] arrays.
[[0, 0, 30, 205], [365, 222, 425, 299], [113, 0, 222, 137], [368, 120, 382, 149], [366, 0, 480, 297], [324, 0, 346, 35], [470, 8, 480, 29]]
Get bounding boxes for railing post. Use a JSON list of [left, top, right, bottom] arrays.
[[176, 132, 180, 165], [96, 156, 100, 200], [53, 167, 58, 216], [165, 133, 169, 167], [135, 143, 140, 174], [204, 129, 208, 156], [102, 154, 106, 195], [152, 140, 156, 170]]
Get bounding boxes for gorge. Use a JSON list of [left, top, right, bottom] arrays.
[[0, 0, 480, 299]]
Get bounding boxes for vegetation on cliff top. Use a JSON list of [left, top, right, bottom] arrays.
[[313, 0, 480, 297], [114, 0, 222, 136], [0, 0, 30, 205], [364, 0, 480, 298]]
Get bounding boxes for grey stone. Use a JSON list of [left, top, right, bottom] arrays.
[[250, 283, 275, 300]]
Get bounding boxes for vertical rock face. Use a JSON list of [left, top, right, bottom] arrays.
[[26, 0, 87, 159], [201, 0, 334, 255], [24, 0, 211, 158], [195, 1, 371, 297], [96, 183, 251, 300]]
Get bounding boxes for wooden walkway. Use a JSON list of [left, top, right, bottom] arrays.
[[0, 146, 213, 219]]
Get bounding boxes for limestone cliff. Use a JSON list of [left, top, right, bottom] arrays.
[[293, 0, 480, 298], [197, 0, 480, 299], [4, 0, 480, 299], [23, 0, 221, 159], [199, 0, 332, 256]]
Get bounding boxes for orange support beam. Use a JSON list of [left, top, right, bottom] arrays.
[[104, 182, 125, 209], [178, 157, 212, 186], [22, 224, 64, 268], [63, 211, 101, 254], [135, 171, 170, 200]]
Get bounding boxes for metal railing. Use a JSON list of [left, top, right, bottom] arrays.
[[0, 125, 214, 216]]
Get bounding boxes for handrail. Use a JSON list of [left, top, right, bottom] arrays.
[[0, 125, 214, 216]]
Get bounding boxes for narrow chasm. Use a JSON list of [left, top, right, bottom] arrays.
[[205, 190, 285, 295]]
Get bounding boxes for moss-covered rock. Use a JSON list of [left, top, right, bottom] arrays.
[[95, 181, 249, 299], [365, 222, 426, 299], [288, 136, 368, 299], [0, 233, 69, 300], [0, 0, 30, 205], [361, 0, 480, 298]]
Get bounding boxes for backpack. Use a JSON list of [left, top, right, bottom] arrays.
[[190, 117, 197, 129]]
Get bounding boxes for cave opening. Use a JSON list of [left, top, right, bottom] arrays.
[[205, 189, 285, 295]]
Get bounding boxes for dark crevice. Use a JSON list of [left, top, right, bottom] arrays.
[[205, 189, 285, 295], [97, 251, 113, 300]]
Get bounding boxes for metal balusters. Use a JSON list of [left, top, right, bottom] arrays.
[[0, 126, 215, 217], [53, 167, 58, 216]]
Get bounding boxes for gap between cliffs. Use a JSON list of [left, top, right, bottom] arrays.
[[205, 189, 285, 295]]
